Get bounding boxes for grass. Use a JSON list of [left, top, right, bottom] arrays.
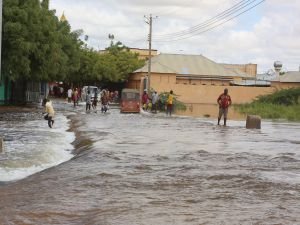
[[235, 88, 300, 121], [236, 103, 300, 121]]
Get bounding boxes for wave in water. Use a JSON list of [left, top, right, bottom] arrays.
[[0, 113, 75, 182]]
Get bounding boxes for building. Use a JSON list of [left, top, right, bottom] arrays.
[[126, 54, 275, 104], [257, 61, 300, 89], [60, 11, 67, 22], [221, 63, 257, 77]]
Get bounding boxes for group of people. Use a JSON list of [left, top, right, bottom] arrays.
[[43, 87, 232, 129], [85, 89, 110, 113], [141, 88, 232, 124], [142, 89, 174, 116]]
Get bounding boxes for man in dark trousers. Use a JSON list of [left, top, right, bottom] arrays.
[[217, 88, 232, 126]]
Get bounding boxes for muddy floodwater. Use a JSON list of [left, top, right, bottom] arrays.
[[0, 102, 299, 225]]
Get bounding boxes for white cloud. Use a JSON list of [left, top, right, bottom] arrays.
[[50, 0, 300, 73]]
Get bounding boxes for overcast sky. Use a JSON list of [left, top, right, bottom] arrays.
[[50, 0, 300, 73]]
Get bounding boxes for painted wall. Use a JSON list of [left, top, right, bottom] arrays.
[[126, 72, 277, 104], [154, 81, 275, 104], [271, 82, 300, 89]]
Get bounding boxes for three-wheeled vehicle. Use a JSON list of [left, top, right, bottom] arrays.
[[120, 89, 140, 113]]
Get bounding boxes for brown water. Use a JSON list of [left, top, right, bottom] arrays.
[[177, 103, 245, 120], [0, 103, 300, 225]]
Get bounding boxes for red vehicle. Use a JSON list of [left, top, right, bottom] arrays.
[[120, 89, 140, 113]]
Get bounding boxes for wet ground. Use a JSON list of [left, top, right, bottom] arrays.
[[0, 102, 299, 224]]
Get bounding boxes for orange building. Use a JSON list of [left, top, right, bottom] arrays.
[[221, 63, 257, 77], [126, 54, 299, 105]]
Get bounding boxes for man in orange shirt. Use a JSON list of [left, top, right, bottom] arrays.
[[217, 88, 232, 126]]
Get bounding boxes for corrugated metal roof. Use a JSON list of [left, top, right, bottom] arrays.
[[279, 71, 300, 83], [134, 54, 251, 78]]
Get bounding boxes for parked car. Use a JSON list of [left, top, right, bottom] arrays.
[[120, 89, 140, 113], [81, 86, 100, 102]]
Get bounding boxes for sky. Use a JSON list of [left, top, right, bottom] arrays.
[[50, 0, 300, 73]]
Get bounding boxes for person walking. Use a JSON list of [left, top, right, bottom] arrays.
[[86, 90, 92, 112], [92, 91, 98, 110], [217, 88, 232, 126], [101, 90, 109, 113], [142, 89, 149, 111], [67, 88, 72, 103], [43, 99, 55, 128], [151, 91, 159, 113], [166, 90, 174, 116], [73, 88, 78, 107]]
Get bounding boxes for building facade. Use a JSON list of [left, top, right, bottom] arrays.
[[221, 63, 257, 77], [126, 54, 299, 105]]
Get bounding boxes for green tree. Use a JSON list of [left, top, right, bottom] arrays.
[[2, 0, 82, 82]]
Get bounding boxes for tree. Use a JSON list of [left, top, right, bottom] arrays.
[[2, 0, 82, 82]]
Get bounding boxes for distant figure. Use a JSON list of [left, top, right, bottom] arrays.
[[73, 88, 78, 107], [151, 91, 159, 113], [86, 90, 92, 111], [142, 89, 149, 110], [166, 90, 174, 116], [67, 88, 72, 103], [217, 88, 232, 126], [44, 99, 55, 128], [92, 91, 98, 110], [101, 90, 109, 113], [59, 86, 64, 98]]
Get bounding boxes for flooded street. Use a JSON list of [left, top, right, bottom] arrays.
[[0, 102, 300, 225]]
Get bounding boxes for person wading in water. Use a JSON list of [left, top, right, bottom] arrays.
[[217, 88, 232, 126], [43, 98, 55, 128]]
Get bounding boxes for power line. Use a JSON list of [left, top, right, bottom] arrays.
[[103, 0, 265, 48], [153, 0, 255, 39], [153, 0, 265, 42]]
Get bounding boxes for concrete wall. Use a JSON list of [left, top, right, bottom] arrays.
[[271, 81, 300, 89], [154, 81, 275, 104]]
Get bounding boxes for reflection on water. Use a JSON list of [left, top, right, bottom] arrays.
[[177, 103, 246, 120], [0, 105, 299, 225]]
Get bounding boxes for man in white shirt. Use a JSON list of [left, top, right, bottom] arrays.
[[67, 88, 72, 103]]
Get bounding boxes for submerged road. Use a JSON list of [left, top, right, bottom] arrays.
[[0, 101, 299, 225]]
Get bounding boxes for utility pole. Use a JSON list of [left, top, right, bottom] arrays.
[[145, 14, 155, 93]]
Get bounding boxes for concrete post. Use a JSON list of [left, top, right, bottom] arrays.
[[246, 115, 261, 129]]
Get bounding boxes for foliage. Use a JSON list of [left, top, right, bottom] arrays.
[[158, 92, 187, 112], [235, 88, 300, 121], [254, 88, 300, 106], [2, 0, 81, 81], [104, 42, 145, 82], [2, 1, 144, 84]]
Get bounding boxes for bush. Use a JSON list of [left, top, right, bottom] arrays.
[[157, 92, 187, 112], [235, 88, 300, 121], [255, 88, 300, 106]]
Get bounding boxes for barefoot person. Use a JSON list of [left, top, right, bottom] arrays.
[[217, 88, 232, 126]]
